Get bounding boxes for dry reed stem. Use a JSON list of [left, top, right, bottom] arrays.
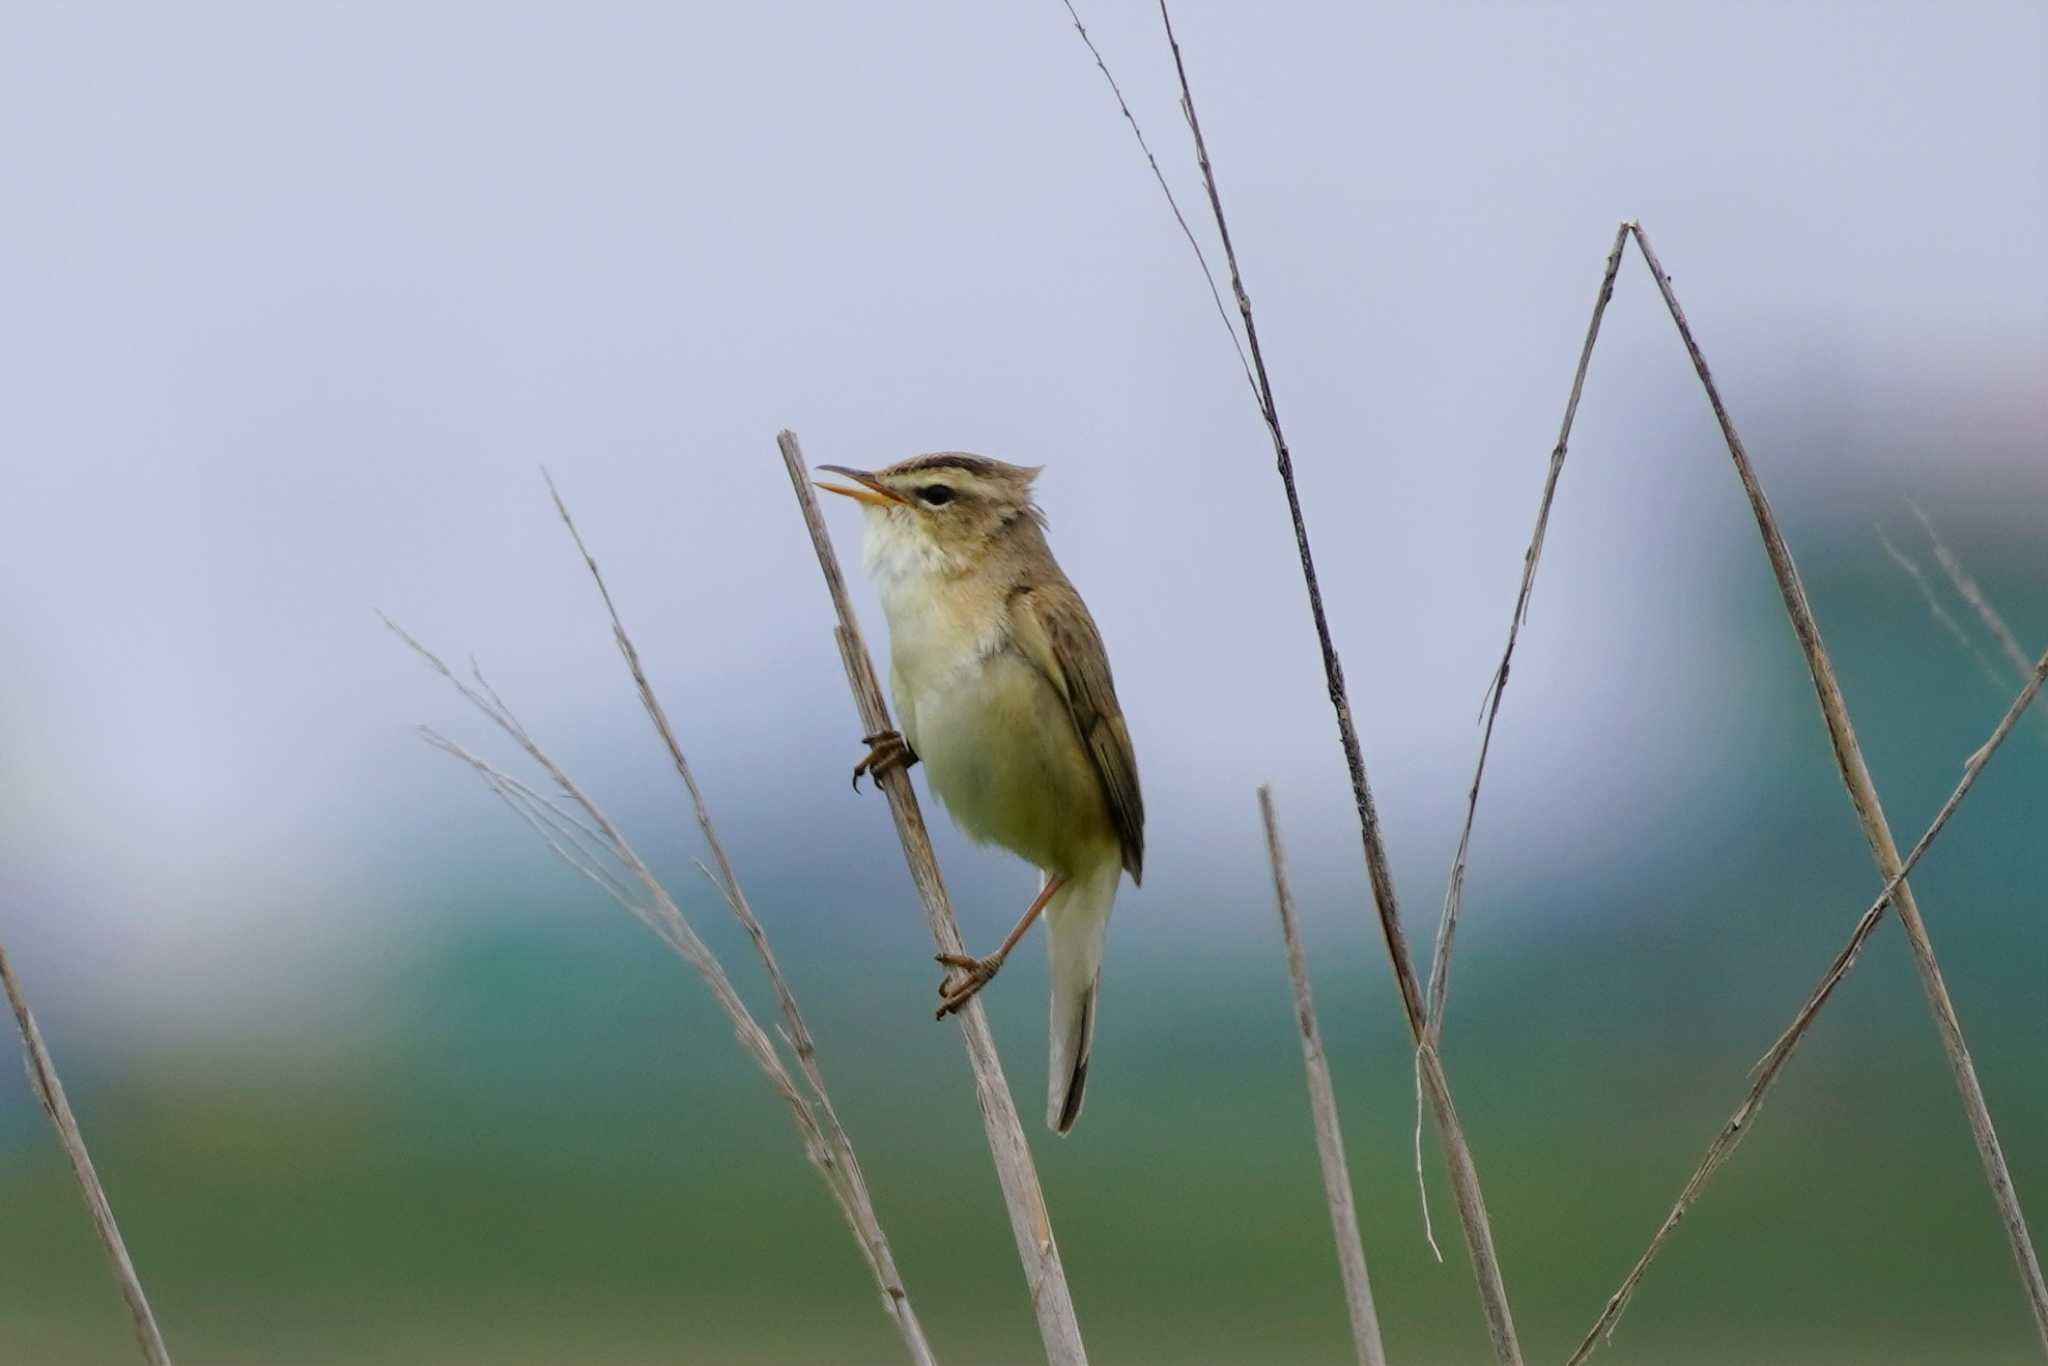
[[387, 619, 934, 1364], [776, 429, 1088, 1366], [1152, 7, 1523, 1361], [1, 944, 174, 1366], [1569, 641, 2048, 1363], [1423, 222, 1629, 1043], [1587, 221, 2048, 1358], [1258, 787, 1389, 1366], [536, 474, 935, 1365]]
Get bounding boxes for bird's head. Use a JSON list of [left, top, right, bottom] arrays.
[[817, 452, 1045, 575]]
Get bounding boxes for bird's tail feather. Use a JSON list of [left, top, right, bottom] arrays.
[[1045, 861, 1120, 1134]]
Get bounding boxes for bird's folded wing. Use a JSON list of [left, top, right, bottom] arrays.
[[1009, 583, 1145, 883]]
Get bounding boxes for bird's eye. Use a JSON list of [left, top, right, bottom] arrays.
[[917, 485, 954, 506]]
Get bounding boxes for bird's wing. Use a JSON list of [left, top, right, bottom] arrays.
[[1009, 582, 1145, 883]]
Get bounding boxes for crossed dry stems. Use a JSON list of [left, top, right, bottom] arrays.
[[1093, 3, 1530, 1360], [1068, 6, 2047, 1363], [389, 490, 938, 1365], [1564, 223, 2048, 1361]]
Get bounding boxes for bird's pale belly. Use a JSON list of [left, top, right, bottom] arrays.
[[901, 648, 1116, 880]]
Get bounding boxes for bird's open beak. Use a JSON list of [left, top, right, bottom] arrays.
[[815, 465, 906, 508]]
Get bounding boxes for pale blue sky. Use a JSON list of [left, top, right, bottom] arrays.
[[1, 1, 2041, 1041]]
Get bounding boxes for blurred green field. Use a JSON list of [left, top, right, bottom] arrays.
[[2, 912, 2043, 1365]]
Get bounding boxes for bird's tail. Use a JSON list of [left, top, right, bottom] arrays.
[[1045, 859, 1121, 1135]]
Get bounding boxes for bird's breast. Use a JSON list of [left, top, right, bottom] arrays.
[[881, 587, 1006, 719], [905, 646, 1117, 879], [864, 523, 1118, 877]]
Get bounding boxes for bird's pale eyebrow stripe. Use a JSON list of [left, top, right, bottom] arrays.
[[891, 452, 1008, 479]]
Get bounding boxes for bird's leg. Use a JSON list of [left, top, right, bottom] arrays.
[[852, 729, 917, 791], [936, 874, 1066, 1019]]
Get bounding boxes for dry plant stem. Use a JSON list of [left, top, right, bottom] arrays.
[[1752, 645, 2048, 1079], [1423, 222, 1630, 1043], [1158, 0, 1417, 1035], [537, 475, 935, 1366], [1621, 221, 2048, 1355], [1155, 8, 1522, 1362], [776, 429, 1088, 1366], [1, 946, 174, 1366], [1258, 788, 1389, 1366], [1569, 642, 2048, 1365], [388, 621, 934, 1364]]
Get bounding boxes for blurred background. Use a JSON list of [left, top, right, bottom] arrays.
[[2, 2, 2043, 1362]]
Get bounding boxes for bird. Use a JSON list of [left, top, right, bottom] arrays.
[[816, 453, 1143, 1133]]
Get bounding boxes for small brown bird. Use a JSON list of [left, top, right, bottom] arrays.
[[817, 454, 1143, 1133]]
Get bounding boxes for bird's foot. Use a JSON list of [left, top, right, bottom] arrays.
[[934, 952, 1004, 1019], [852, 730, 916, 791]]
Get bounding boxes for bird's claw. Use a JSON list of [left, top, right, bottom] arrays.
[[852, 729, 915, 791], [934, 953, 1003, 1019]]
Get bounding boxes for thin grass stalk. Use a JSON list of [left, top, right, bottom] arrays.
[[1153, 7, 1523, 1361], [1258, 787, 1389, 1366], [1913, 502, 2039, 683], [1, 945, 174, 1366], [776, 429, 1088, 1366], [388, 621, 933, 1363], [536, 474, 935, 1364], [1056, 0, 1255, 398], [1569, 641, 2048, 1363], [1908, 505, 2048, 742], [1618, 220, 2048, 1355], [1876, 524, 2015, 701], [1423, 222, 1630, 1043]]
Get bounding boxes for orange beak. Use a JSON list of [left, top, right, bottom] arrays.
[[815, 465, 906, 508]]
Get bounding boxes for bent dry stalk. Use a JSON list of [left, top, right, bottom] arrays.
[[1570, 221, 2048, 1361], [1424, 221, 1629, 1043]]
